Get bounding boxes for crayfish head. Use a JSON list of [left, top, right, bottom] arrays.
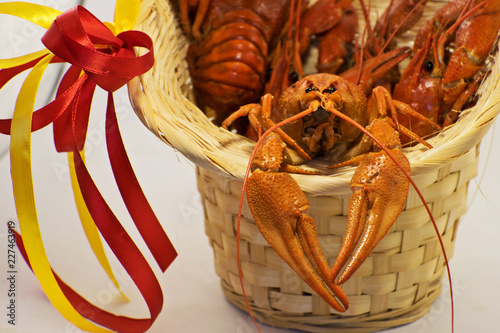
[[394, 38, 444, 142], [277, 73, 368, 156]]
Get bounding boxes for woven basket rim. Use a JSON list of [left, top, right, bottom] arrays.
[[128, 0, 500, 195], [219, 280, 441, 333]]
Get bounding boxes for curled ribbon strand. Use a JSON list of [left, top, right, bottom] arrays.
[[1, 2, 177, 332], [68, 150, 129, 301]]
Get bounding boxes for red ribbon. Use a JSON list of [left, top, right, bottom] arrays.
[[1, 5, 177, 332]]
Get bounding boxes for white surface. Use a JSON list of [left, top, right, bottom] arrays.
[[1, 1, 500, 332]]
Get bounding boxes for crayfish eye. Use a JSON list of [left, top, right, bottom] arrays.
[[305, 86, 317, 93], [265, 68, 273, 81], [422, 60, 434, 74], [324, 86, 337, 94]]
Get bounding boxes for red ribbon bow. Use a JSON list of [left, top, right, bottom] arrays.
[[1, 6, 176, 332]]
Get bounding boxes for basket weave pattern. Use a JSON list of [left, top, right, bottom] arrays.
[[129, 0, 500, 331]]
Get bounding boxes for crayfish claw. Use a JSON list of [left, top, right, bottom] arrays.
[[331, 190, 368, 280], [247, 170, 349, 312], [297, 213, 350, 309], [332, 147, 410, 285]]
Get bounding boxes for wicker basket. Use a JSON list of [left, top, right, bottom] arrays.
[[128, 0, 500, 331]]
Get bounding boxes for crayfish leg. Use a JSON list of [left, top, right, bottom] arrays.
[[279, 164, 320, 175], [221, 102, 263, 135]]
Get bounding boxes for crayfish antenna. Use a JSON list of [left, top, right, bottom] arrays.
[[235, 76, 454, 333], [353, 10, 456, 327]]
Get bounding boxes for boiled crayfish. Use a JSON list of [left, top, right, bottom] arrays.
[[394, 0, 500, 142], [222, 73, 438, 309], [178, 0, 289, 124]]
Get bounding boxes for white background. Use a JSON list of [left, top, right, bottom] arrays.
[[1, 1, 499, 332]]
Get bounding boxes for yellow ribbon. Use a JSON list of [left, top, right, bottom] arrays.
[[0, 3, 56, 69], [0, 49, 51, 70], [68, 152, 129, 301], [0, 2, 61, 29], [10, 53, 111, 332], [113, 0, 141, 33], [4, 1, 142, 331]]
